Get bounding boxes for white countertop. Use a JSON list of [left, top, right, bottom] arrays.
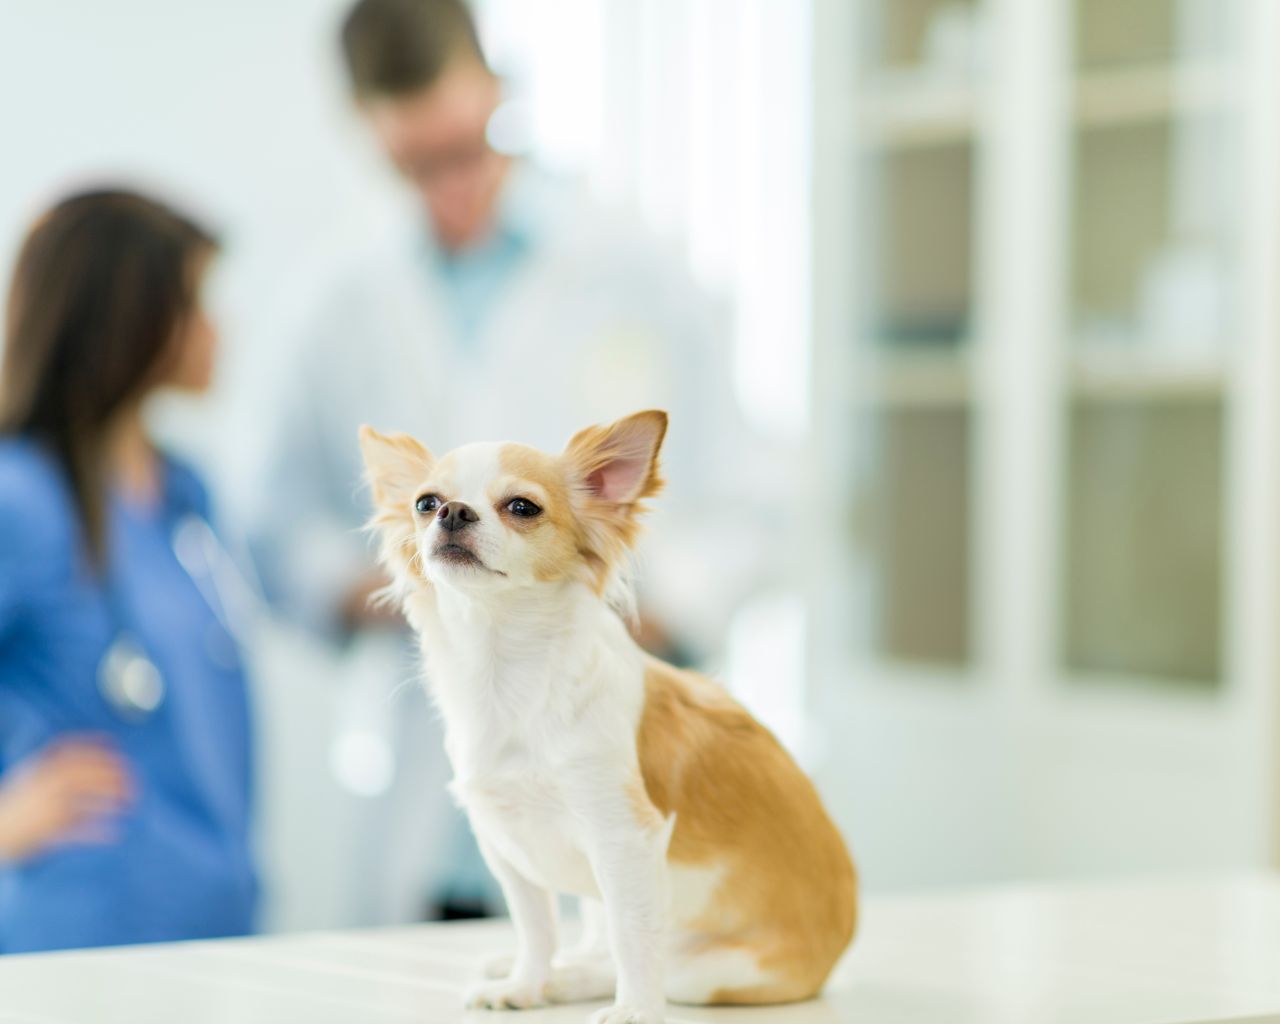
[[2, 875, 1279, 1023]]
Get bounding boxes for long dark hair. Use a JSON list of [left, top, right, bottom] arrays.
[[0, 188, 217, 562]]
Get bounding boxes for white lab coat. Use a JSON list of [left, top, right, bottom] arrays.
[[242, 168, 755, 924]]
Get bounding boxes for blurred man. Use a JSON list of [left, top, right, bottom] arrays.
[[246, 0, 745, 924]]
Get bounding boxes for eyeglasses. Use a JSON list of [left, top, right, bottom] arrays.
[[399, 137, 496, 189]]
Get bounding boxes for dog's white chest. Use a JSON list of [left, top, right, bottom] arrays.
[[451, 755, 601, 899], [427, 606, 646, 902]]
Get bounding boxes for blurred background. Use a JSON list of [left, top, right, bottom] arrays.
[[1, 0, 1278, 938]]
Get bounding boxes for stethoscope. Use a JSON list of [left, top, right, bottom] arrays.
[[97, 513, 259, 723]]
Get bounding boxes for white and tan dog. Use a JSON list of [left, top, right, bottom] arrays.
[[359, 410, 855, 1024]]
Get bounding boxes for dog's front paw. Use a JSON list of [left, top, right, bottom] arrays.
[[589, 1005, 664, 1024], [464, 976, 549, 1010]]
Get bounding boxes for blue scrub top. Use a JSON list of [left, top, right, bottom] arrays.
[[0, 438, 257, 952]]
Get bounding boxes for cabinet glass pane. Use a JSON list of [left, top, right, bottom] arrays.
[[1075, 0, 1229, 69], [859, 408, 972, 665], [868, 143, 974, 348], [1062, 0, 1236, 689], [1071, 115, 1234, 350], [1061, 399, 1223, 684], [865, 0, 981, 74]]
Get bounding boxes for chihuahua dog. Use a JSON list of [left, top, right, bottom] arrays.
[[360, 411, 855, 1024]]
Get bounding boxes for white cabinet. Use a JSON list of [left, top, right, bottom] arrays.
[[810, 0, 1280, 886]]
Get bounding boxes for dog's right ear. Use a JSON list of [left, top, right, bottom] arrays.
[[359, 426, 434, 594], [359, 425, 434, 513]]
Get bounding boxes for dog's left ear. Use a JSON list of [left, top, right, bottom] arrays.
[[564, 411, 667, 574], [565, 409, 667, 506], [359, 425, 435, 512]]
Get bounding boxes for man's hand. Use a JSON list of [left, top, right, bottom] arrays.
[[0, 738, 134, 863]]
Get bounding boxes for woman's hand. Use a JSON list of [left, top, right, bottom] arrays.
[[0, 738, 134, 863]]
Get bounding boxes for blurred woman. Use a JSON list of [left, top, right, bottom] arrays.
[[0, 189, 257, 951]]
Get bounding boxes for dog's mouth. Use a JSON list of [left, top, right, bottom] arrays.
[[432, 542, 501, 574]]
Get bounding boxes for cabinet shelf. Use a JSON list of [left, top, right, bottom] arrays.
[[857, 73, 975, 149], [855, 62, 1233, 151], [1074, 62, 1233, 128], [853, 348, 1225, 406], [857, 351, 971, 407], [1069, 348, 1226, 400]]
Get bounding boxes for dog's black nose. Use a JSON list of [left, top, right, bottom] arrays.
[[437, 501, 480, 533]]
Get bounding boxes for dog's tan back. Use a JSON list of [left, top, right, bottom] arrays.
[[638, 658, 856, 1003]]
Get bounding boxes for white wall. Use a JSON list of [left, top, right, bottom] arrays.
[[0, 0, 817, 929], [478, 0, 813, 442]]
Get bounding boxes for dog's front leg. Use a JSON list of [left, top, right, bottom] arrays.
[[571, 774, 670, 1024], [465, 838, 558, 1010]]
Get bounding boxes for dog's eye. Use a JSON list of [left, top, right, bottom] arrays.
[[415, 494, 441, 515], [507, 497, 542, 518]]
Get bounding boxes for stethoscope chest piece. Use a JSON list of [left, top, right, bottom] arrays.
[[99, 634, 165, 721]]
